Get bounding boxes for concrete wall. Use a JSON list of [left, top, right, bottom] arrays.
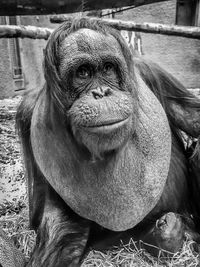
[[20, 16, 57, 93], [114, 0, 200, 88], [0, 15, 57, 99], [0, 0, 199, 99], [0, 17, 16, 99], [0, 38, 15, 98]]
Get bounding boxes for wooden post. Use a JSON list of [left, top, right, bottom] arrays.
[[176, 0, 199, 26], [196, 0, 200, 26]]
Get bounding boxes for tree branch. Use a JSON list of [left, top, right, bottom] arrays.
[[0, 25, 53, 39], [0, 18, 200, 40], [50, 16, 200, 40]]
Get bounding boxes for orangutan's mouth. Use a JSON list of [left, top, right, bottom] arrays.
[[84, 117, 130, 133]]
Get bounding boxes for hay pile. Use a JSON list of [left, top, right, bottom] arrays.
[[0, 211, 199, 266], [82, 240, 199, 267]]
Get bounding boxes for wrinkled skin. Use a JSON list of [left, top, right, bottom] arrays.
[[15, 18, 200, 266]]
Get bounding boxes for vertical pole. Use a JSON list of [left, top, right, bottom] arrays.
[[176, 0, 197, 26], [196, 0, 200, 26]]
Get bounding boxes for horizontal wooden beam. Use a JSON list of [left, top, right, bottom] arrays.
[[0, 18, 200, 40], [0, 0, 169, 16], [0, 25, 52, 39], [51, 17, 200, 40]]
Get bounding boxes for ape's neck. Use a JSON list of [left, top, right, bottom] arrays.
[[31, 82, 172, 231]]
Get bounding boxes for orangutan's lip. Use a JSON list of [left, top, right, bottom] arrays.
[[82, 117, 130, 133]]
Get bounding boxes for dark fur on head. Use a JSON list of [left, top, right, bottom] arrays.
[[135, 58, 200, 110], [43, 17, 135, 113], [135, 58, 200, 143]]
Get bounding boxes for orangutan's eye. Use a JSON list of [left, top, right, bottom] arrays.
[[103, 63, 115, 75], [76, 65, 91, 79]]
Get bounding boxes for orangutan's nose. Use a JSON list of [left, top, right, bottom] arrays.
[[92, 87, 111, 99]]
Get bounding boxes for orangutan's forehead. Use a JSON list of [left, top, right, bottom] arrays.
[[60, 28, 122, 58]]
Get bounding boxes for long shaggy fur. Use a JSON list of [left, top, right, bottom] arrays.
[[16, 17, 200, 266]]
